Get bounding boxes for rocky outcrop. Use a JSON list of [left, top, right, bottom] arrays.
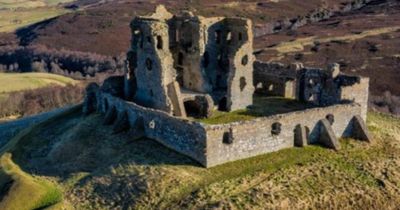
[[254, 0, 375, 37]]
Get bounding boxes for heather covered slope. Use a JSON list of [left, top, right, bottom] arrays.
[[254, 0, 400, 116], [0, 106, 399, 209], [1, 0, 374, 55]]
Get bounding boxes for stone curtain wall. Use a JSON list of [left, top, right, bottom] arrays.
[[95, 91, 362, 168], [98, 92, 208, 165], [204, 103, 362, 167]]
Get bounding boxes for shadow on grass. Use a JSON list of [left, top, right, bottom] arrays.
[[4, 106, 199, 180]]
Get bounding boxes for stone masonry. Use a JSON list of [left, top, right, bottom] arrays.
[[83, 5, 371, 168], [125, 5, 255, 117]]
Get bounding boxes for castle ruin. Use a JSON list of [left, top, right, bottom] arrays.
[[83, 6, 371, 168], [125, 6, 254, 117]]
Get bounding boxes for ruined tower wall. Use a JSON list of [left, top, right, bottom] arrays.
[[201, 18, 228, 93], [133, 19, 176, 114], [225, 18, 255, 111], [169, 16, 215, 93], [204, 103, 362, 167]]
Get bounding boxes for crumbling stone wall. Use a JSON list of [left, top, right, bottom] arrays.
[[253, 61, 369, 119], [90, 88, 367, 168], [296, 66, 369, 120], [224, 18, 255, 111], [98, 92, 208, 165], [129, 12, 176, 114], [168, 13, 217, 93], [125, 6, 255, 116], [253, 61, 297, 97], [204, 103, 362, 167]]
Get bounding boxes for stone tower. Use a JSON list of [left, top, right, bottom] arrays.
[[125, 5, 255, 116]]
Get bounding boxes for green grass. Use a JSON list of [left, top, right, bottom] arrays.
[[1, 108, 399, 209], [0, 153, 63, 210], [0, 72, 77, 94], [198, 96, 313, 124], [0, 0, 75, 32]]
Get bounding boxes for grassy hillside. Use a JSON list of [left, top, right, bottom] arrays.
[[0, 72, 76, 97], [0, 0, 74, 33], [0, 0, 73, 9], [0, 7, 68, 33], [0, 105, 399, 209], [0, 153, 63, 210]]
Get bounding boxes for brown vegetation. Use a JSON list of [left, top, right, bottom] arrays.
[[0, 45, 125, 79], [0, 84, 84, 118]]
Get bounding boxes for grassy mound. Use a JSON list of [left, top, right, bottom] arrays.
[[0, 153, 62, 210], [0, 105, 399, 209]]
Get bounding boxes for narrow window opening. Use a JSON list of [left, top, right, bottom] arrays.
[[226, 31, 232, 43], [223, 132, 233, 144], [203, 51, 210, 68], [178, 52, 184, 66], [268, 84, 274, 91], [240, 77, 247, 92], [271, 122, 282, 135], [156, 36, 163, 49], [241, 55, 248, 66], [147, 36, 151, 43], [146, 58, 152, 71], [175, 29, 179, 42]]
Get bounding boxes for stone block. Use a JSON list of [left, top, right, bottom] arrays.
[[294, 124, 308, 147], [351, 115, 371, 142], [319, 119, 341, 150]]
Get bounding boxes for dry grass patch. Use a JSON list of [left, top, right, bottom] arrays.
[[0, 7, 68, 32], [268, 27, 400, 54], [0, 72, 76, 94]]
